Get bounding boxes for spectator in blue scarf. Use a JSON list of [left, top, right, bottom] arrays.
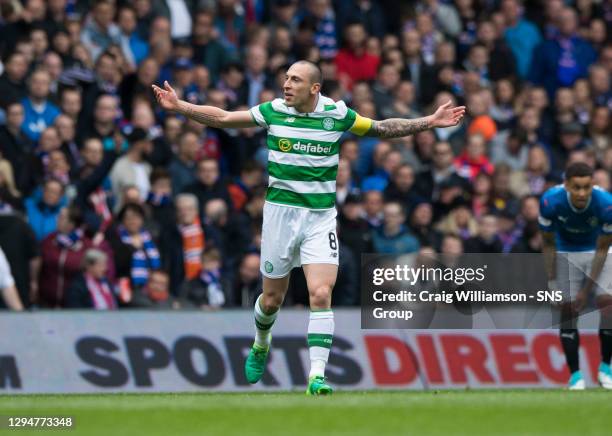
[[107, 203, 160, 289]]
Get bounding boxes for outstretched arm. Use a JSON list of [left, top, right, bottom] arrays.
[[364, 100, 466, 138], [152, 81, 256, 128]]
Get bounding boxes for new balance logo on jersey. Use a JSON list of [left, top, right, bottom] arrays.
[[558, 216, 568, 223], [285, 117, 296, 123], [330, 252, 337, 258]]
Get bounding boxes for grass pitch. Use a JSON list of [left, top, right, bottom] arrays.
[[1, 390, 610, 436]]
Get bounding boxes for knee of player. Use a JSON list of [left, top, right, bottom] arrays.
[[309, 285, 333, 306], [261, 293, 283, 312]]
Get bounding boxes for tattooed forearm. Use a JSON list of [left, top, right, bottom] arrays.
[[366, 117, 432, 138], [177, 101, 225, 127]]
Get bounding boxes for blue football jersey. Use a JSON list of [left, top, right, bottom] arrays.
[[538, 185, 612, 252]]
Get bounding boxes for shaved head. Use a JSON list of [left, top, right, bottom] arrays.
[[283, 60, 323, 112], [292, 60, 322, 85]]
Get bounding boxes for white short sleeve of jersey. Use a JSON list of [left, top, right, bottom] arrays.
[[249, 105, 268, 128]]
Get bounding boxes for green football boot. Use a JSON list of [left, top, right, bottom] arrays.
[[306, 376, 333, 396], [244, 342, 270, 384]]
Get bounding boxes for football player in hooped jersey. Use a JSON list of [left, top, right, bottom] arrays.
[[539, 162, 612, 390], [153, 60, 465, 395]]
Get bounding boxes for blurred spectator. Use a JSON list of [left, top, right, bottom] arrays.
[[25, 178, 66, 241], [496, 208, 522, 253], [191, 10, 230, 83], [81, 0, 121, 62], [510, 221, 543, 254], [118, 58, 160, 122], [38, 205, 114, 308], [362, 190, 384, 228], [491, 129, 529, 171], [530, 7, 597, 98], [335, 21, 379, 90], [110, 127, 153, 208], [372, 63, 400, 117], [65, 248, 117, 309], [509, 145, 551, 198], [501, 0, 542, 79], [107, 203, 161, 290], [227, 160, 263, 211], [417, 0, 461, 39], [231, 252, 262, 307], [415, 141, 469, 201], [383, 163, 421, 214], [587, 105, 610, 158], [0, 102, 32, 196], [183, 158, 232, 217], [130, 269, 181, 309], [59, 88, 82, 124], [203, 198, 252, 273], [338, 193, 372, 268], [147, 167, 174, 228], [401, 28, 436, 106], [333, 240, 359, 306], [467, 114, 498, 143], [180, 247, 226, 309], [21, 69, 61, 141], [436, 197, 479, 241], [214, 0, 246, 51], [0, 52, 29, 110], [168, 130, 198, 195], [159, 193, 206, 292], [74, 137, 118, 235], [371, 201, 420, 254], [81, 94, 122, 149], [409, 200, 442, 250], [361, 148, 402, 192], [306, 0, 337, 60], [117, 4, 149, 70], [454, 133, 494, 181], [334, 158, 356, 206], [244, 45, 271, 108], [464, 214, 503, 253], [551, 121, 586, 171], [383, 80, 420, 120], [519, 195, 540, 225], [440, 234, 464, 262], [475, 20, 517, 81]]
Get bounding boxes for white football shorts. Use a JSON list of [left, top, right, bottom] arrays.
[[260, 201, 339, 278]]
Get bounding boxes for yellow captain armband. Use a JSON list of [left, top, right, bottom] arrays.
[[349, 113, 373, 136]]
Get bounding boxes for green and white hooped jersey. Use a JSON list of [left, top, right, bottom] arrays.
[[249, 95, 372, 210]]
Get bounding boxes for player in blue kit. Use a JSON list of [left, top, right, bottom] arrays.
[[539, 162, 612, 390]]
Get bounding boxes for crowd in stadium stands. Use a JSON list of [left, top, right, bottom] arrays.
[[0, 0, 610, 311]]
